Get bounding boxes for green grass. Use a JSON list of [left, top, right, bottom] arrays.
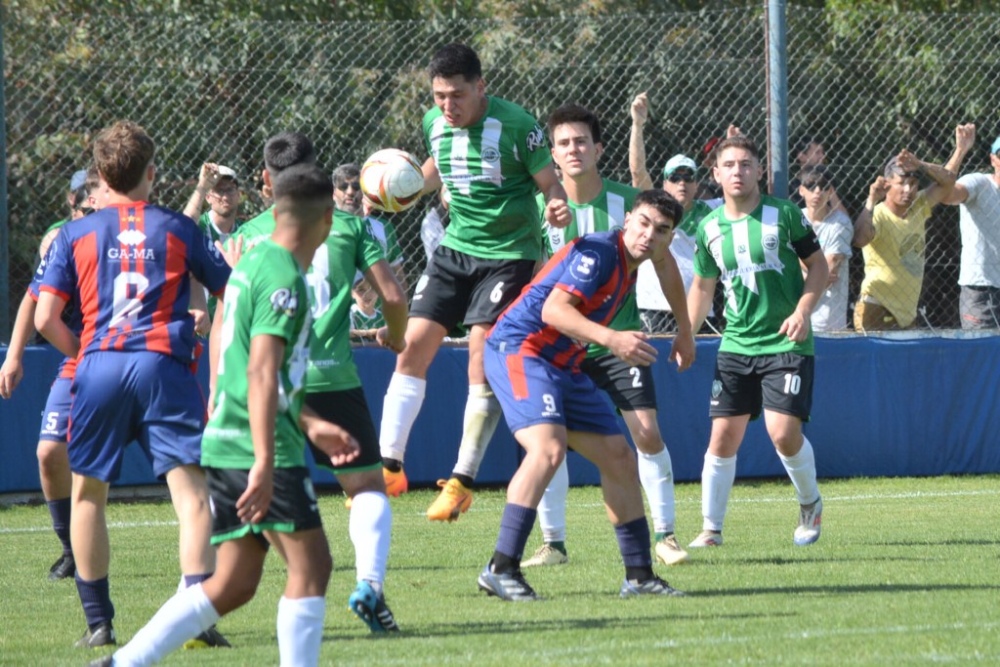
[[2, 475, 999, 666]]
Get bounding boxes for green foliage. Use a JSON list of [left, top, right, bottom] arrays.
[[2, 476, 1000, 665]]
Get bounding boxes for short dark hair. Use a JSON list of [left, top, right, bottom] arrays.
[[794, 134, 823, 157], [429, 43, 482, 82], [332, 163, 360, 185], [883, 155, 920, 180], [93, 120, 155, 193], [799, 164, 836, 190], [264, 132, 317, 176], [547, 104, 602, 146], [633, 189, 683, 228], [714, 135, 760, 164], [272, 163, 334, 226]]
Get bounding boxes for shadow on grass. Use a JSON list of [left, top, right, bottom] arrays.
[[321, 609, 793, 641], [693, 582, 1000, 597]]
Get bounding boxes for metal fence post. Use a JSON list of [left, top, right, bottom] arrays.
[[766, 0, 789, 199]]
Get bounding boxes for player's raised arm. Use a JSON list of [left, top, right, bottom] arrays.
[[629, 92, 654, 190], [420, 156, 442, 196]]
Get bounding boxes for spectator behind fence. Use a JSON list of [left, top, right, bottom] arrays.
[[789, 135, 847, 215], [183, 163, 243, 246], [627, 92, 724, 334], [939, 124, 1000, 329], [853, 136, 961, 330], [334, 162, 409, 321], [799, 165, 853, 331]]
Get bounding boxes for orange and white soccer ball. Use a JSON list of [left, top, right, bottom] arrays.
[[360, 148, 425, 213]]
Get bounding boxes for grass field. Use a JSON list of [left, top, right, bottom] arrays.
[[2, 475, 999, 666]]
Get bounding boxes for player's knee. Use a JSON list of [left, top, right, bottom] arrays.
[[36, 440, 68, 473], [630, 426, 662, 454]]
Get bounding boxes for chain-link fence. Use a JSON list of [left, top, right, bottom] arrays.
[[4, 6, 1000, 340]]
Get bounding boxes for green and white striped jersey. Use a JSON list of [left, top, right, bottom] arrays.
[[694, 194, 816, 356], [424, 95, 551, 261]]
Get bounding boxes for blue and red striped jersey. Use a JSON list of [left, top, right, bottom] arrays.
[[39, 202, 231, 364], [489, 229, 635, 370]]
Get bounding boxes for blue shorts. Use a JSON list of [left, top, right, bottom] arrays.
[[484, 342, 620, 436], [39, 376, 72, 442], [68, 351, 206, 483]]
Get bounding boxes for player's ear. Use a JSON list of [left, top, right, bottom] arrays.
[[477, 77, 486, 95], [595, 142, 604, 161]]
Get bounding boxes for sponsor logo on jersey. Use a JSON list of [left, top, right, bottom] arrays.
[[762, 234, 779, 251], [526, 125, 545, 152], [118, 229, 146, 246], [569, 249, 600, 283], [108, 247, 155, 260], [270, 288, 299, 316]]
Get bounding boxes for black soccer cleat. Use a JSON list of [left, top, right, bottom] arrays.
[[48, 552, 76, 581], [183, 624, 232, 649], [75, 621, 116, 649]]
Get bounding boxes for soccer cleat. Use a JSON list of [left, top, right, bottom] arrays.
[[183, 624, 232, 649], [383, 467, 409, 497], [74, 621, 116, 649], [348, 581, 400, 633], [654, 534, 690, 566], [48, 552, 76, 581], [426, 478, 473, 522], [793, 497, 823, 546], [521, 543, 569, 568], [688, 530, 723, 548], [478, 562, 540, 602], [87, 657, 113, 667], [620, 575, 686, 598]]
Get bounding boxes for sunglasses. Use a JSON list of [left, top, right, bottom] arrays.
[[667, 172, 695, 183], [336, 181, 361, 192], [801, 182, 830, 192]]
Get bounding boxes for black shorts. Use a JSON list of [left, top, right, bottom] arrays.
[[305, 388, 381, 473], [709, 352, 813, 421], [206, 466, 322, 547], [410, 245, 536, 330], [580, 354, 657, 412]]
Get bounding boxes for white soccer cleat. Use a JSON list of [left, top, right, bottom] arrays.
[[793, 497, 822, 546], [521, 543, 569, 567], [654, 534, 690, 565], [688, 530, 723, 548]]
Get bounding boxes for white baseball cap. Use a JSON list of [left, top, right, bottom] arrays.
[[216, 165, 238, 181], [662, 155, 698, 178]]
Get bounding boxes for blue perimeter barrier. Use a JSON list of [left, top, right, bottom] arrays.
[[2, 335, 999, 494]]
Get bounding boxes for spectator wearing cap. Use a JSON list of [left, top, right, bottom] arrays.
[[182, 162, 243, 246], [799, 165, 853, 331], [628, 91, 726, 332], [853, 135, 961, 331], [940, 124, 1000, 329], [44, 169, 90, 250]]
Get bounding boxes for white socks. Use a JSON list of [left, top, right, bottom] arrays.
[[535, 457, 569, 543], [452, 384, 503, 479], [111, 583, 220, 667], [379, 373, 426, 463], [778, 437, 820, 506], [277, 596, 326, 667], [701, 453, 737, 532], [637, 445, 676, 535], [349, 491, 392, 592]]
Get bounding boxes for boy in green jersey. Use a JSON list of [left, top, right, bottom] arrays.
[[507, 104, 695, 570], [686, 135, 828, 549], [98, 164, 360, 667], [379, 42, 571, 520]]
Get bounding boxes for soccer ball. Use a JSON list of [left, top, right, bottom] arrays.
[[360, 148, 425, 213]]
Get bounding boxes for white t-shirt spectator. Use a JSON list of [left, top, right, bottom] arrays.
[[956, 173, 1000, 287], [804, 207, 853, 331]]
